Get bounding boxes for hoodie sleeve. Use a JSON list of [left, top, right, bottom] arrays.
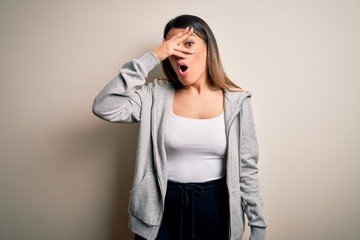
[[92, 51, 159, 122], [239, 97, 267, 240]]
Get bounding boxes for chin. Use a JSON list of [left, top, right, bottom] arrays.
[[178, 78, 194, 86], [176, 74, 192, 82]]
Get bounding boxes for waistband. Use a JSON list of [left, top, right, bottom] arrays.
[[167, 177, 226, 193]]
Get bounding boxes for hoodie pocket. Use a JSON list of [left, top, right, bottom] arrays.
[[128, 170, 162, 226]]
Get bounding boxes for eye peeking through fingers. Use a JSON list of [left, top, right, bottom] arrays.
[[185, 42, 194, 47]]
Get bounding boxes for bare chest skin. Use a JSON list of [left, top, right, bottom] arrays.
[[172, 88, 224, 119]]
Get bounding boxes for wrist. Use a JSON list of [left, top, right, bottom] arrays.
[[152, 48, 164, 62]]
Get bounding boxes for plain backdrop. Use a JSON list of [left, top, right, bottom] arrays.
[[1, 0, 359, 239]]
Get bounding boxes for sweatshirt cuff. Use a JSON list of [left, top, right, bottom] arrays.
[[250, 227, 266, 240], [137, 51, 160, 73]]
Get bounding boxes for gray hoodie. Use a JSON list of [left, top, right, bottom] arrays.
[[92, 51, 267, 240]]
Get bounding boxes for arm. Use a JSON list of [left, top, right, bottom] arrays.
[[92, 27, 195, 122], [239, 97, 267, 240], [92, 52, 158, 122]]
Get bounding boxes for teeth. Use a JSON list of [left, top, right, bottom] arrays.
[[180, 65, 188, 72]]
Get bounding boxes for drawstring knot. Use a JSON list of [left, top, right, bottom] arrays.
[[179, 184, 203, 208]]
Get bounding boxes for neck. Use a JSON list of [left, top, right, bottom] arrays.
[[183, 77, 219, 95]]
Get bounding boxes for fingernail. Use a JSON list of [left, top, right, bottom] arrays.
[[186, 26, 190, 30]]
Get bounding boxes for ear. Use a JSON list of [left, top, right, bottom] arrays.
[[162, 38, 166, 43]]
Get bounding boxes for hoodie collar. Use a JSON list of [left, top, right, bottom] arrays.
[[224, 90, 251, 104], [224, 90, 252, 131]]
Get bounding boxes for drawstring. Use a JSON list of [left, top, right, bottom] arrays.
[[178, 183, 203, 240]]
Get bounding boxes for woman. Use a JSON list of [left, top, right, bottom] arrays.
[[93, 15, 267, 240]]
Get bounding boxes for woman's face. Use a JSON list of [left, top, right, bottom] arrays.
[[166, 28, 208, 87]]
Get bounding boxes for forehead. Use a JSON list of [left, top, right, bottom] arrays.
[[165, 28, 198, 40]]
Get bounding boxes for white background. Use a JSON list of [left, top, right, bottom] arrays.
[[1, 0, 359, 239]]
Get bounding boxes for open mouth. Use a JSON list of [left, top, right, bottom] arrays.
[[180, 65, 188, 73]]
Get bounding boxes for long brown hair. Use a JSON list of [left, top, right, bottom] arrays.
[[162, 14, 242, 91]]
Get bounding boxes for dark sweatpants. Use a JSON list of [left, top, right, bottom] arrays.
[[135, 177, 229, 240]]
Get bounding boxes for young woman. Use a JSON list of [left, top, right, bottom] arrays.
[[93, 14, 267, 240]]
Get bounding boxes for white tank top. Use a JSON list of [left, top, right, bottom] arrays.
[[165, 109, 227, 183]]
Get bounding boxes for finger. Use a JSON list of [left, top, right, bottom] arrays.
[[171, 26, 190, 39], [174, 46, 195, 54], [172, 48, 195, 59], [172, 51, 189, 59], [166, 27, 193, 44], [173, 27, 194, 44]]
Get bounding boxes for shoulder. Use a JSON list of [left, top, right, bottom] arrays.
[[225, 90, 252, 104], [152, 79, 174, 91], [139, 79, 174, 96], [153, 79, 172, 86]]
